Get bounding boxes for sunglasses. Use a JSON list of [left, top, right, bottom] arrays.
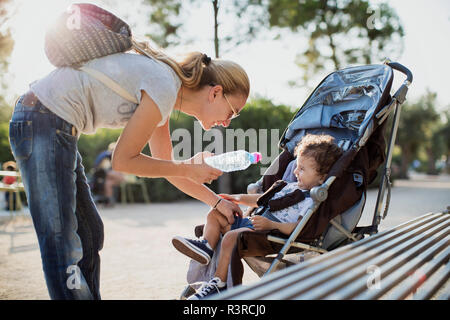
[[223, 93, 240, 120], [210, 83, 240, 120]]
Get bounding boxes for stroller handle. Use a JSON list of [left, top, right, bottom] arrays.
[[387, 62, 413, 84]]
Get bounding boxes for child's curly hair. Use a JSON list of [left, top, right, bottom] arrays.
[[294, 134, 343, 176]]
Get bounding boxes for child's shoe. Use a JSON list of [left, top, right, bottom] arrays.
[[172, 236, 214, 265], [187, 277, 227, 300]]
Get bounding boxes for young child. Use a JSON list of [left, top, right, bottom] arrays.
[[172, 134, 343, 299]]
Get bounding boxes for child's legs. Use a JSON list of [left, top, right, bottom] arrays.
[[203, 209, 231, 249], [215, 228, 253, 282]]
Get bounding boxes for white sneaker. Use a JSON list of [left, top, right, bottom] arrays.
[[187, 277, 227, 300]]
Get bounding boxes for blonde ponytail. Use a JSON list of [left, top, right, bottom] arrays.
[[131, 38, 249, 97]]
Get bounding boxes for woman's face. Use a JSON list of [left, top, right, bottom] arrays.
[[199, 85, 247, 131]]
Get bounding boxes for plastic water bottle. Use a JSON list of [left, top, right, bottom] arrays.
[[205, 150, 262, 172]]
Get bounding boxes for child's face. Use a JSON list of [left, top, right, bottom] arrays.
[[294, 155, 325, 190]]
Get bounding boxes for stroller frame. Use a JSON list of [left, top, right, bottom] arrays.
[[261, 60, 413, 276]]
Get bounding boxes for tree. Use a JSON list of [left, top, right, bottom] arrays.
[[140, 0, 183, 48], [432, 109, 450, 174], [396, 91, 441, 178], [0, 0, 14, 75], [0, 0, 16, 164], [237, 0, 404, 86]]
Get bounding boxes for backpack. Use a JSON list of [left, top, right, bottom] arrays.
[[45, 3, 132, 67], [44, 3, 151, 104]]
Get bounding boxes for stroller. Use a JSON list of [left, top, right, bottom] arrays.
[[181, 60, 413, 297]]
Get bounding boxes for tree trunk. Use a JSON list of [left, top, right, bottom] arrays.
[[327, 32, 340, 70], [399, 147, 411, 179], [212, 0, 232, 193], [425, 147, 437, 175]]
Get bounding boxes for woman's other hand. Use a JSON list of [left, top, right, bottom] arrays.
[[216, 198, 243, 224], [184, 152, 222, 185]]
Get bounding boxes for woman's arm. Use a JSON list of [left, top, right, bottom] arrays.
[[147, 109, 243, 223], [148, 118, 218, 206], [112, 91, 222, 185]]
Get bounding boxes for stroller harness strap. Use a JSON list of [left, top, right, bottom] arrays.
[[257, 180, 287, 207], [268, 189, 306, 212], [256, 180, 308, 212]]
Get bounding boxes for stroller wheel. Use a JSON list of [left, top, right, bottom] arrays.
[[179, 284, 196, 300]]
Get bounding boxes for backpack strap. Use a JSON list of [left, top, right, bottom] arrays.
[[79, 66, 138, 104]]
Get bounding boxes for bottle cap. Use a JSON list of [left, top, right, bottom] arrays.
[[251, 152, 262, 164]]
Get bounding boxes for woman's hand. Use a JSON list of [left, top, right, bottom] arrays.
[[216, 198, 243, 224], [250, 216, 274, 231], [184, 152, 223, 185]]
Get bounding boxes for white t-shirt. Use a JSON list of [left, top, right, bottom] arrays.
[[30, 52, 181, 134], [269, 182, 313, 223]]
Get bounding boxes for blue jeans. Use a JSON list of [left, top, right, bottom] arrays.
[[9, 96, 104, 300], [230, 209, 281, 230]]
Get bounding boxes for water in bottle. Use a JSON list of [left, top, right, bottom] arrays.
[[205, 150, 262, 172]]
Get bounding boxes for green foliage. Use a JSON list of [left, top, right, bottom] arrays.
[[0, 119, 12, 163], [142, 0, 182, 48], [77, 128, 123, 173], [0, 98, 13, 164], [395, 91, 445, 178], [227, 98, 295, 193], [74, 97, 295, 202], [158, 98, 295, 200]]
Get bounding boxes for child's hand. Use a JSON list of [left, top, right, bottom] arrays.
[[250, 216, 274, 231]]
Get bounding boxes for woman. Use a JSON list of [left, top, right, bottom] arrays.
[[8, 39, 250, 299]]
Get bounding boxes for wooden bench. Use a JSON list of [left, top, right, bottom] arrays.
[[0, 170, 25, 212], [214, 210, 450, 300]]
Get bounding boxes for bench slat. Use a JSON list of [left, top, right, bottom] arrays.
[[384, 246, 450, 300], [215, 212, 450, 300], [272, 218, 449, 300], [242, 213, 446, 299], [412, 262, 450, 300], [352, 235, 449, 300]]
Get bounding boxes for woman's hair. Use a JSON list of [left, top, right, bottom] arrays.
[[295, 134, 343, 176], [132, 39, 250, 98]]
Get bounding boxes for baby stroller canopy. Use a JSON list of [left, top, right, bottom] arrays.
[[281, 64, 393, 155]]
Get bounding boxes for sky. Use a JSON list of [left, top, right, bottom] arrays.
[[3, 0, 450, 111]]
